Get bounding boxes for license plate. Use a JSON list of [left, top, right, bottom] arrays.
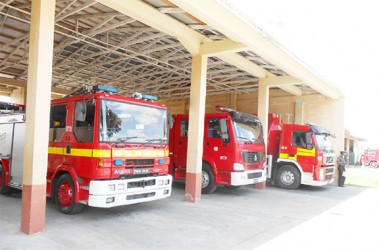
[[133, 168, 150, 175]]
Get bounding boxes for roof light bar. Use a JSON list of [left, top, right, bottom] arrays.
[[215, 105, 235, 113], [131, 92, 158, 101], [93, 85, 118, 93]]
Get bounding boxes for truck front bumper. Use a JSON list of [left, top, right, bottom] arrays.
[[231, 169, 266, 186], [88, 175, 172, 208]]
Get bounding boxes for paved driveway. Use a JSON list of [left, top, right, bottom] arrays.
[[1, 183, 378, 249]]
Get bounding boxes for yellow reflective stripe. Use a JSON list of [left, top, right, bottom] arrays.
[[297, 147, 316, 157], [112, 149, 166, 158], [48, 147, 166, 158], [93, 149, 111, 158], [70, 148, 93, 157], [279, 153, 288, 159], [279, 153, 297, 161], [48, 147, 111, 158], [48, 147, 64, 155]]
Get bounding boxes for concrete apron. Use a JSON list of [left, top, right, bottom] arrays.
[[1, 184, 378, 250]]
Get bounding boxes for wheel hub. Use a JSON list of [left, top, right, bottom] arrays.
[[202, 170, 209, 188], [280, 170, 295, 185], [57, 181, 73, 208]]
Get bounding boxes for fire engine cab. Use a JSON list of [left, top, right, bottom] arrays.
[[0, 86, 172, 214], [169, 106, 266, 193], [266, 113, 335, 189]]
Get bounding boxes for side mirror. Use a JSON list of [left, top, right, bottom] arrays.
[[306, 143, 314, 150]]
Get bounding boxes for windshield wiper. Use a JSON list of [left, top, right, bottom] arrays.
[[237, 136, 255, 144], [139, 138, 167, 146], [116, 136, 139, 142]]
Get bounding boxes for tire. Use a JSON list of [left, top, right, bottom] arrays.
[[54, 174, 85, 214], [202, 164, 217, 194], [0, 165, 11, 195], [370, 161, 378, 168], [275, 165, 301, 190]]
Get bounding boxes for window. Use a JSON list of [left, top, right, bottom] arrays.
[[74, 102, 95, 143], [49, 105, 66, 142], [180, 120, 188, 138], [208, 118, 221, 138], [292, 131, 307, 148]]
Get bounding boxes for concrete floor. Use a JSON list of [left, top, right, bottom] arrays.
[[1, 183, 378, 250]]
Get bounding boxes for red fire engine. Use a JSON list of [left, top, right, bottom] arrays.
[[0, 86, 172, 214], [169, 106, 266, 194], [266, 113, 335, 189], [362, 149, 379, 167]]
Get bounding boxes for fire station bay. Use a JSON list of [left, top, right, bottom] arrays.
[[1, 1, 375, 250]]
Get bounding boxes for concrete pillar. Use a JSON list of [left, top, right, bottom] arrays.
[[185, 54, 208, 202], [21, 0, 56, 234], [256, 79, 269, 189], [295, 99, 304, 124]]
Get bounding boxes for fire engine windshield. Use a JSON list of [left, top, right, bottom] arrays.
[[314, 134, 334, 153], [232, 118, 264, 144], [99, 99, 168, 144]]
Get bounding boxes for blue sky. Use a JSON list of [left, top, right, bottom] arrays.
[[226, 0, 379, 147]]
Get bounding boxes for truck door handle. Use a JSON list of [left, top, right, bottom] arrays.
[[206, 142, 210, 146], [179, 141, 182, 145], [66, 145, 71, 154]]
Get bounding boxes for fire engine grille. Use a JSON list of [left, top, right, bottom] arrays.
[[126, 192, 156, 200], [325, 157, 334, 164], [325, 167, 334, 174], [125, 159, 154, 166], [242, 151, 265, 163], [247, 172, 263, 179], [127, 179, 156, 188]]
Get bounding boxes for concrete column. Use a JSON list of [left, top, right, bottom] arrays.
[[256, 79, 269, 189], [295, 98, 304, 124], [21, 0, 56, 234], [185, 54, 208, 202]]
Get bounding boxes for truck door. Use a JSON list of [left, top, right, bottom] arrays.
[[203, 117, 231, 172], [170, 116, 188, 179], [48, 104, 69, 179], [292, 131, 315, 172]]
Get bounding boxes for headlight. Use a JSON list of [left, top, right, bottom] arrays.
[[233, 163, 245, 171], [317, 156, 323, 162]]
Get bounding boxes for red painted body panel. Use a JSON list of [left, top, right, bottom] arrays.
[[1, 90, 171, 206], [267, 113, 335, 185], [169, 112, 266, 187]]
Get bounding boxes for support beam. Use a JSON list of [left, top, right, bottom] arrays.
[[185, 54, 208, 202], [264, 75, 303, 87], [200, 39, 247, 56], [95, 0, 204, 54], [0, 77, 71, 95], [21, 0, 56, 234], [170, 0, 342, 99], [264, 75, 303, 96]]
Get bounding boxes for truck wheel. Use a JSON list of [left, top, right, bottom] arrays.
[[54, 174, 85, 214], [202, 164, 217, 194], [370, 161, 378, 168], [275, 165, 301, 190], [0, 165, 11, 195]]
